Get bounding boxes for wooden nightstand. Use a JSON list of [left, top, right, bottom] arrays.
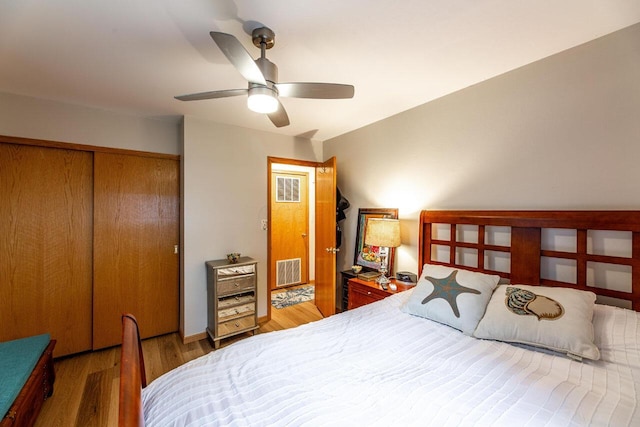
[[347, 277, 413, 310]]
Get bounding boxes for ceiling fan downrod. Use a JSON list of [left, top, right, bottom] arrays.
[[251, 27, 278, 90]]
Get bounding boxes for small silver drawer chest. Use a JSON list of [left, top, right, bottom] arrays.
[[206, 257, 259, 349]]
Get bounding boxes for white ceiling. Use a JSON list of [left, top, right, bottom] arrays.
[[1, 1, 639, 141]]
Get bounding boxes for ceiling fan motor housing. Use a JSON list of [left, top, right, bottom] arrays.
[[254, 57, 278, 89]]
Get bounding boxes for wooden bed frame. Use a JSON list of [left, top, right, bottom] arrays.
[[119, 314, 146, 427], [419, 210, 640, 311], [119, 210, 640, 426], [0, 340, 56, 427]]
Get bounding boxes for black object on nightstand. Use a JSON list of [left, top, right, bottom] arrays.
[[340, 270, 358, 311]]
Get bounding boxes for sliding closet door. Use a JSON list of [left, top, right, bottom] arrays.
[[0, 143, 93, 357], [93, 152, 179, 349]]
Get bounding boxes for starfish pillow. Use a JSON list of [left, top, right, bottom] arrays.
[[401, 264, 500, 335]]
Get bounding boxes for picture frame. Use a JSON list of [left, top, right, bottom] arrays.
[[353, 208, 399, 274]]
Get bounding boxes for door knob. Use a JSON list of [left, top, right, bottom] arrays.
[[302, 233, 307, 237]]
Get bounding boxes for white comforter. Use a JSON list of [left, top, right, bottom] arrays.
[[142, 291, 640, 426]]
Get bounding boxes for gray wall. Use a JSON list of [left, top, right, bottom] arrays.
[[0, 91, 179, 154], [324, 23, 640, 278], [181, 116, 322, 337]]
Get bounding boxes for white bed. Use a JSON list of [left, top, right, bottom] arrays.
[[141, 291, 640, 426], [119, 210, 640, 427]]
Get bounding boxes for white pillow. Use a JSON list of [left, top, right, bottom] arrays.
[[401, 264, 500, 335], [473, 284, 600, 361]]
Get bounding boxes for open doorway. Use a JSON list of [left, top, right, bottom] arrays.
[[267, 157, 337, 322], [269, 163, 316, 314]]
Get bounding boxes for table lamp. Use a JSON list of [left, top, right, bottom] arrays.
[[364, 218, 401, 286]]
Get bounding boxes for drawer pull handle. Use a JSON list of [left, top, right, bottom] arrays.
[[367, 291, 371, 295], [235, 323, 240, 327]]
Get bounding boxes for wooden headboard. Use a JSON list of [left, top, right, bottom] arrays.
[[418, 210, 640, 311]]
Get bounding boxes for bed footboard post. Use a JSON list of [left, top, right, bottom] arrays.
[[119, 314, 146, 427]]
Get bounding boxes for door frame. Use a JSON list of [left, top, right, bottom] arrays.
[[266, 156, 333, 321]]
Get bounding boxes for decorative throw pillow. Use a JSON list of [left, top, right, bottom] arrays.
[[473, 284, 600, 360], [401, 264, 500, 335]]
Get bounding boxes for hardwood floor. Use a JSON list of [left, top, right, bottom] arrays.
[[35, 299, 323, 427]]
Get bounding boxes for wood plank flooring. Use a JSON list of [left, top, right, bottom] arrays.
[[35, 299, 323, 427]]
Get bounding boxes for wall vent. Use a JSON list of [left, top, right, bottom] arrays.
[[276, 258, 301, 287], [276, 176, 300, 202]]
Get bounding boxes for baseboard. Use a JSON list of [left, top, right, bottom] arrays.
[[182, 331, 207, 344]]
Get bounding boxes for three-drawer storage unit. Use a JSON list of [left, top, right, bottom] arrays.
[[206, 257, 259, 349]]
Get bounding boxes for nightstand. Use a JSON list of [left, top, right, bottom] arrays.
[[347, 277, 413, 310], [340, 270, 358, 311]]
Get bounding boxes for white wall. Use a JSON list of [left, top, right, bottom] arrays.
[[0, 91, 179, 155], [324, 23, 640, 280], [182, 116, 322, 338]]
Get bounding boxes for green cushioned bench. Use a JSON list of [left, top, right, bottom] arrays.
[[0, 334, 55, 427]]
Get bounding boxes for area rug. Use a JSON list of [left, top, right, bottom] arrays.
[[271, 285, 315, 309]]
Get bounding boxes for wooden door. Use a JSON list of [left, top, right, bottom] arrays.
[[0, 143, 93, 356], [93, 152, 179, 349], [314, 157, 337, 317], [270, 171, 309, 290]]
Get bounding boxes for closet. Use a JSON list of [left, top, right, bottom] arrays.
[[93, 152, 179, 349], [0, 142, 93, 356], [0, 136, 179, 356]]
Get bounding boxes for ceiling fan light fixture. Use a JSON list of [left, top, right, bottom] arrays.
[[175, 27, 354, 127], [247, 86, 278, 114]]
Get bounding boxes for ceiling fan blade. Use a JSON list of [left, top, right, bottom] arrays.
[[275, 83, 355, 99], [175, 88, 247, 101], [210, 32, 267, 85], [267, 101, 290, 127]]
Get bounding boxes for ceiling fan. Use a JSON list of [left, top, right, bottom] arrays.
[[175, 26, 355, 128]]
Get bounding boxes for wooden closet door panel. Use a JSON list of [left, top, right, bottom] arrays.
[[93, 152, 179, 349], [0, 143, 93, 357]]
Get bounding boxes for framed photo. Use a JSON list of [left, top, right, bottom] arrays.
[[353, 208, 399, 274]]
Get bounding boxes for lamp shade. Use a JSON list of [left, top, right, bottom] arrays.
[[365, 218, 401, 248]]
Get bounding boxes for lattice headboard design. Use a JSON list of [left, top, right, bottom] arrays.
[[418, 211, 640, 311]]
